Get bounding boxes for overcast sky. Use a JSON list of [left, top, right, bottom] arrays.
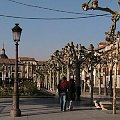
[[0, 0, 119, 61]]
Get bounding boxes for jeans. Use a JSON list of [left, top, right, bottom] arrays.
[[59, 92, 67, 111]]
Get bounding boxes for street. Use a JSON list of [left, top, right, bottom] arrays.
[[0, 96, 120, 120]]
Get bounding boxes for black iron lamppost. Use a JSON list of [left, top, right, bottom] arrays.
[[89, 44, 94, 105], [10, 23, 22, 117]]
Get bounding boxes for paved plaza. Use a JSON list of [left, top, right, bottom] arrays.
[[0, 95, 120, 120]]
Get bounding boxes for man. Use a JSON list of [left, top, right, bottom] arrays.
[[58, 76, 68, 112]]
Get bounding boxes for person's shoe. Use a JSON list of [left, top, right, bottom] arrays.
[[70, 108, 73, 111], [67, 106, 70, 110], [68, 105, 73, 111], [63, 109, 66, 112]]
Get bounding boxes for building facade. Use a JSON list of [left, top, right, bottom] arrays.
[[0, 46, 46, 90]]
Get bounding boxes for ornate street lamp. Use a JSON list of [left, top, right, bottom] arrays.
[[88, 44, 94, 105], [118, 0, 120, 5], [10, 23, 22, 117]]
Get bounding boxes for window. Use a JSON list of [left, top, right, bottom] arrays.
[[12, 73, 14, 78], [12, 66, 15, 72], [6, 73, 8, 77], [0, 72, 2, 77]]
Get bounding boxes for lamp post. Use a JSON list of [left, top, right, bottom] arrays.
[[10, 23, 22, 117], [88, 44, 94, 105]]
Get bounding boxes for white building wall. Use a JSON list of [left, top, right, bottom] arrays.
[[117, 75, 120, 88]]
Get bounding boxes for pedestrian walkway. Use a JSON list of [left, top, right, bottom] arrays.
[[0, 95, 120, 120]]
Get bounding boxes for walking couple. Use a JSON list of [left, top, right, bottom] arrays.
[[57, 76, 76, 112]]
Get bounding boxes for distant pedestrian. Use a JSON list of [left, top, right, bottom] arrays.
[[57, 76, 68, 112], [67, 78, 76, 111]]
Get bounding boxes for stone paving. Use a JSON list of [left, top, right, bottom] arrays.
[[0, 95, 120, 120]]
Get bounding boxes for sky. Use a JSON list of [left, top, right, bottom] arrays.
[[0, 0, 119, 61]]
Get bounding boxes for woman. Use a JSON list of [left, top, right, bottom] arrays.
[[67, 78, 76, 111]]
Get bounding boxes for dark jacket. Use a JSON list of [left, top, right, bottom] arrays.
[[58, 80, 68, 95], [67, 79, 76, 101]]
